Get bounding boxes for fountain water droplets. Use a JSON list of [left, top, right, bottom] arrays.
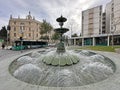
[[31, 51, 41, 58], [13, 64, 42, 84], [17, 56, 33, 65], [81, 62, 113, 78]]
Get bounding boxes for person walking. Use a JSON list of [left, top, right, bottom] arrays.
[[2, 44, 5, 49]]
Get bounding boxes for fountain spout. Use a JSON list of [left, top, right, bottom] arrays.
[[54, 15, 69, 53]]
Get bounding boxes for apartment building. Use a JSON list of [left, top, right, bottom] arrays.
[[82, 6, 102, 37], [113, 0, 120, 34], [70, 0, 120, 46], [8, 12, 42, 43], [105, 1, 113, 34]]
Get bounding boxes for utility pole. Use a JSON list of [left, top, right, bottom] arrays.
[[20, 25, 24, 53]]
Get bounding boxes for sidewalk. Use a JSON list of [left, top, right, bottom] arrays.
[[115, 48, 120, 54]]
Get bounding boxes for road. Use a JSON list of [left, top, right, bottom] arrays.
[[0, 49, 31, 61]]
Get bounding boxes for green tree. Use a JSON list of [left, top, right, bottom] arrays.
[[71, 33, 78, 37], [40, 20, 53, 41], [51, 32, 60, 40], [0, 26, 7, 41], [40, 35, 49, 40]]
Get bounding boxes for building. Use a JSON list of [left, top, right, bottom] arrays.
[[105, 0, 120, 45], [8, 12, 42, 44], [105, 1, 113, 34], [82, 6, 102, 37], [69, 0, 120, 46], [112, 0, 120, 34], [106, 0, 120, 33]]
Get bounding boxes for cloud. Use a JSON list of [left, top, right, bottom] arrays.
[[0, 0, 111, 36]]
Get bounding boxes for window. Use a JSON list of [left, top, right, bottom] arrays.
[[23, 26, 25, 30], [37, 28, 39, 32], [29, 28, 31, 31], [20, 23, 24, 25], [36, 34, 38, 37], [20, 26, 22, 30], [100, 11, 101, 15], [14, 27, 16, 31], [20, 23, 25, 30], [14, 33, 16, 37], [82, 16, 84, 20], [14, 22, 16, 25], [29, 33, 31, 37], [29, 22, 31, 25]]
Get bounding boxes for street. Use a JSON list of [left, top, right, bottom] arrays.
[[0, 49, 33, 61], [0, 49, 21, 61]]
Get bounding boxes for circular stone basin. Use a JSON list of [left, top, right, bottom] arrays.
[[9, 49, 115, 87]]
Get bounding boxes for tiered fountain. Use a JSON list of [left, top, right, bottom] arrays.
[[43, 15, 79, 66], [9, 16, 115, 87]]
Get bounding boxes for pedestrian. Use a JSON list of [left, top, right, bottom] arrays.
[[2, 44, 5, 49]]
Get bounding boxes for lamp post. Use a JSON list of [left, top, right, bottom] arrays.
[[20, 35, 23, 53], [20, 27, 24, 53], [111, 30, 114, 48], [111, 24, 116, 48]]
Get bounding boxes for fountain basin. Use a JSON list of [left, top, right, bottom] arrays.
[[9, 49, 115, 87]]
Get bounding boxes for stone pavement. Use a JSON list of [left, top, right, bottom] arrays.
[[0, 49, 20, 61], [0, 49, 34, 62], [115, 48, 120, 54]]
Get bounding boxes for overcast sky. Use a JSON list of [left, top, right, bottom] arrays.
[[0, 0, 111, 36]]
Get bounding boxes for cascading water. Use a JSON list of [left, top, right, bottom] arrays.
[[9, 16, 115, 87]]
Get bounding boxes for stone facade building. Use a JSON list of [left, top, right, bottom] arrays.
[[8, 12, 42, 44]]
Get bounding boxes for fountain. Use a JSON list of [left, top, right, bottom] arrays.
[[9, 16, 115, 87]]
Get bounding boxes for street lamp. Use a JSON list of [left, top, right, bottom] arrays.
[[111, 24, 116, 48], [20, 35, 23, 53], [20, 27, 24, 53]]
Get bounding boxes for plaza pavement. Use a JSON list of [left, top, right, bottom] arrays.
[[115, 48, 120, 54], [0, 49, 34, 61]]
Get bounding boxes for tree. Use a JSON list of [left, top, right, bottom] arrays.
[[40, 35, 49, 40], [51, 32, 60, 40], [71, 33, 78, 37], [0, 26, 7, 41], [40, 20, 53, 41]]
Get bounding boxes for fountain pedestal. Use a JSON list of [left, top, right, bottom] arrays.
[[54, 15, 69, 53]]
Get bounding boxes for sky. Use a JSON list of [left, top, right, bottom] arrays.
[[0, 0, 111, 37]]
